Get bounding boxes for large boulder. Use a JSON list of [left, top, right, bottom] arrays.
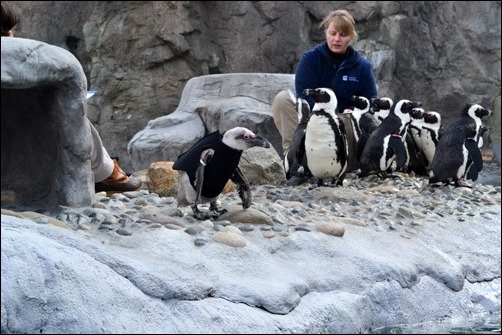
[[1, 37, 94, 209], [128, 73, 294, 172]]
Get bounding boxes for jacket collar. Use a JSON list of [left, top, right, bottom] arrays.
[[318, 42, 359, 68]]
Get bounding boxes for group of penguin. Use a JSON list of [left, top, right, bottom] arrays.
[[284, 87, 492, 189], [170, 86, 491, 219]]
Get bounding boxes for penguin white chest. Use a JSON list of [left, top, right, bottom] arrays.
[[421, 130, 437, 167], [305, 115, 347, 178], [380, 136, 393, 171], [457, 145, 470, 179]]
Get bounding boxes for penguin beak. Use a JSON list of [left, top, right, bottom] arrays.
[[252, 135, 271, 149], [370, 98, 380, 112], [410, 108, 424, 119]]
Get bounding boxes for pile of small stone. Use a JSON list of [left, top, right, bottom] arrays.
[[2, 165, 500, 248]]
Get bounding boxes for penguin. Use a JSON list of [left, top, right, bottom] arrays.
[[404, 107, 429, 176], [429, 123, 482, 188], [283, 97, 311, 180], [419, 110, 443, 170], [342, 95, 380, 163], [173, 127, 271, 219], [466, 124, 490, 181], [359, 99, 422, 178], [304, 87, 348, 188], [371, 97, 394, 125], [429, 103, 492, 188]]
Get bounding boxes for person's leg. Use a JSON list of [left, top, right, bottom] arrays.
[[90, 121, 114, 183], [89, 121, 142, 193], [271, 90, 299, 153]]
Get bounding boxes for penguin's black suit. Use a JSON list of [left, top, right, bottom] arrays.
[[283, 97, 312, 180], [359, 99, 422, 178], [304, 87, 348, 187], [429, 103, 492, 187], [173, 127, 270, 219]]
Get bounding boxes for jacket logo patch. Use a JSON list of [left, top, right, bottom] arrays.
[[342, 75, 359, 82]]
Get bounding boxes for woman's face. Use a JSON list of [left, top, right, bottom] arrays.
[[325, 21, 352, 54]]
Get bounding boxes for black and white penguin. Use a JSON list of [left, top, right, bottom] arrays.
[[173, 127, 271, 219], [304, 87, 348, 187], [466, 124, 490, 181], [283, 97, 311, 180], [419, 110, 443, 170], [404, 107, 429, 176], [371, 97, 394, 125], [343, 95, 380, 163], [429, 103, 492, 187], [359, 99, 422, 178]]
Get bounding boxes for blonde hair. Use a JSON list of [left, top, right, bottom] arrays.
[[319, 9, 358, 42]]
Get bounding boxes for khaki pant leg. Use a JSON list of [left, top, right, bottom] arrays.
[[89, 121, 114, 182], [271, 90, 298, 152]]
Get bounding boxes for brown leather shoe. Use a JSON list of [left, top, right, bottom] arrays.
[[95, 157, 142, 194]]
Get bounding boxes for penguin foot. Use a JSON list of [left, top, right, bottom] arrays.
[[308, 180, 322, 190], [191, 204, 227, 220], [378, 172, 398, 179], [192, 208, 213, 220], [209, 203, 228, 217], [377, 172, 388, 179], [454, 180, 472, 188], [287, 174, 312, 186], [316, 178, 326, 187], [208, 208, 227, 218], [330, 177, 345, 187]]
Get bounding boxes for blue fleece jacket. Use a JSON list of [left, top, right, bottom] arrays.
[[295, 42, 378, 112]]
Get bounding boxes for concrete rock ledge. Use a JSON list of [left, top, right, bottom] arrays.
[[1, 177, 500, 334]]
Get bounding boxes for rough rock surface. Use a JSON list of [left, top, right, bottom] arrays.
[[8, 1, 500, 171], [1, 169, 500, 333], [1, 37, 94, 208], [127, 73, 294, 171]]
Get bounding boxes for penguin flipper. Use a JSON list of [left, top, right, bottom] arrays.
[[356, 133, 369, 161], [231, 166, 251, 209], [465, 138, 483, 172], [389, 135, 407, 168], [296, 134, 308, 175], [194, 149, 215, 205], [466, 164, 479, 181]]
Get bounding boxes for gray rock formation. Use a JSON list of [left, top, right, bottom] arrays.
[[1, 203, 500, 333], [127, 73, 294, 171], [1, 37, 94, 208], [7, 1, 501, 171]]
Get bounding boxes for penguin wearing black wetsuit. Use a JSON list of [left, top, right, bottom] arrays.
[[173, 127, 270, 219]]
